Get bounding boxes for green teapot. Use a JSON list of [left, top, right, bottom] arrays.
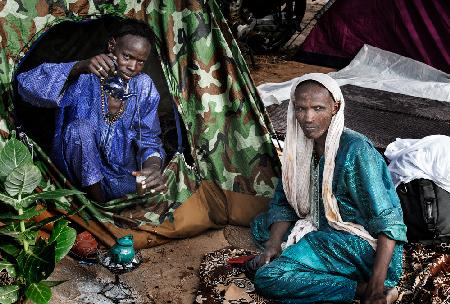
[[110, 234, 135, 264]]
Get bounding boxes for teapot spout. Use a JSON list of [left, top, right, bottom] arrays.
[[122, 92, 137, 99]]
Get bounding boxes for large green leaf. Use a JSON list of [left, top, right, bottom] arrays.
[[17, 242, 55, 284], [0, 285, 19, 304], [5, 164, 41, 197], [25, 282, 51, 304], [0, 222, 37, 246], [0, 206, 44, 221], [0, 260, 16, 278], [34, 181, 75, 210], [42, 280, 66, 288], [48, 220, 76, 263], [20, 189, 83, 210], [20, 229, 39, 247], [0, 138, 32, 178], [0, 223, 21, 238], [0, 244, 21, 259], [0, 193, 20, 210], [27, 215, 65, 232]]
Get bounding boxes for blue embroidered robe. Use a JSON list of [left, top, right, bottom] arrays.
[[17, 62, 165, 200]]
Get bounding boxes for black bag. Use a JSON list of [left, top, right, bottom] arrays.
[[397, 179, 450, 244]]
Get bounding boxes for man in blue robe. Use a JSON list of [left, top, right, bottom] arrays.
[[251, 74, 406, 304], [17, 19, 166, 203]]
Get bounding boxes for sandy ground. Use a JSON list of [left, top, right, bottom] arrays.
[[49, 1, 333, 303], [249, 55, 334, 86], [50, 227, 259, 304]]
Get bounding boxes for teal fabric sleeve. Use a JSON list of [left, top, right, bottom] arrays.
[[266, 181, 299, 227], [344, 138, 407, 243]]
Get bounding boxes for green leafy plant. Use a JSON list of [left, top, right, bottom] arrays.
[[0, 137, 82, 304]]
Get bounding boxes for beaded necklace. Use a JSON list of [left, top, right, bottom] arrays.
[[100, 84, 126, 124]]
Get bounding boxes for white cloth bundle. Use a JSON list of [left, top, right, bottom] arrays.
[[385, 135, 450, 193]]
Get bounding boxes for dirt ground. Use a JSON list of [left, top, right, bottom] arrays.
[[49, 1, 335, 303], [50, 227, 259, 304], [249, 55, 334, 86]]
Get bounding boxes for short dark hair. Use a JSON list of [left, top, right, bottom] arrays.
[[113, 19, 154, 45]]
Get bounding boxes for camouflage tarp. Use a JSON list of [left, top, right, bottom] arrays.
[[0, 0, 280, 248]]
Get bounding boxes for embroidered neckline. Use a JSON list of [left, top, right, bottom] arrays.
[[310, 158, 321, 229]]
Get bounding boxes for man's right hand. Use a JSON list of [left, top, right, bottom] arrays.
[[258, 240, 282, 267], [257, 220, 291, 267], [71, 54, 117, 79]]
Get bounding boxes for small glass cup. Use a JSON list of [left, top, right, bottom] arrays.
[[136, 175, 146, 196]]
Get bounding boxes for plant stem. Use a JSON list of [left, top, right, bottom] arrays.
[[18, 194, 29, 251]]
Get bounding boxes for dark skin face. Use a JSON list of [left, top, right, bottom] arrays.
[[74, 34, 151, 81], [293, 82, 340, 155], [105, 35, 151, 114], [108, 34, 151, 81], [71, 34, 152, 113]]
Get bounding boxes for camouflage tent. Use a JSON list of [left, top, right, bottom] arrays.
[[0, 0, 280, 248]]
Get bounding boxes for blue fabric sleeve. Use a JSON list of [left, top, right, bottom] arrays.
[[133, 75, 166, 166], [345, 139, 407, 243], [16, 62, 77, 108], [266, 181, 299, 227]]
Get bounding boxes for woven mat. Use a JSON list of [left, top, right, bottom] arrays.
[[195, 247, 275, 304], [195, 244, 450, 304], [266, 85, 450, 149], [397, 243, 450, 303]]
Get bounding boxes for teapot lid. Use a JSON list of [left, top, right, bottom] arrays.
[[116, 234, 134, 246]]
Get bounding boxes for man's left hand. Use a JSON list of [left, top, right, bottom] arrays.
[[132, 164, 167, 194], [362, 234, 397, 304], [362, 286, 386, 304]]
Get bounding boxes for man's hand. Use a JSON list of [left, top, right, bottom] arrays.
[[71, 54, 117, 79], [259, 240, 282, 267], [361, 234, 397, 304], [132, 165, 167, 194], [132, 157, 167, 195], [362, 293, 386, 304], [257, 221, 291, 267], [362, 280, 386, 304]]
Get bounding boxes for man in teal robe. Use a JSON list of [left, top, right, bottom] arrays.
[[251, 74, 407, 304]]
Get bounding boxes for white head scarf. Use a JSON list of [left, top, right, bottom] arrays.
[[282, 73, 377, 249]]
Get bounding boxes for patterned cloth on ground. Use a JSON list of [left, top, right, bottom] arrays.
[[195, 247, 275, 304], [195, 245, 450, 304]]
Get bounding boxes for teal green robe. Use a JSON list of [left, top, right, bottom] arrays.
[[251, 129, 407, 303]]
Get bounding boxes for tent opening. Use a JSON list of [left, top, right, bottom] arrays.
[[13, 15, 194, 167]]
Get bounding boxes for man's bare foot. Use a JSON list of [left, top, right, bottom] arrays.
[[385, 287, 399, 304]]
